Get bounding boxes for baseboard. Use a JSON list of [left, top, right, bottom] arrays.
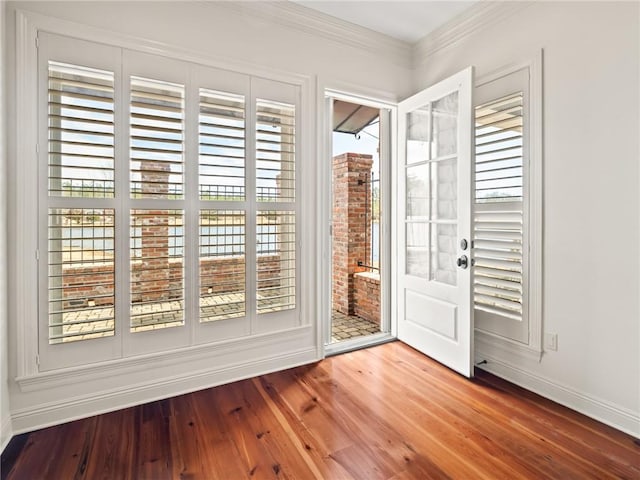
[[11, 347, 318, 435], [0, 414, 12, 454], [476, 352, 640, 438]]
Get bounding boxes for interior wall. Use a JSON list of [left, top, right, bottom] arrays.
[[3, 1, 412, 437], [9, 1, 412, 96], [0, 0, 12, 452], [414, 1, 640, 434]]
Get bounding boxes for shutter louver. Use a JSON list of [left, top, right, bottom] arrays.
[[199, 90, 245, 200], [48, 62, 115, 198], [130, 210, 185, 331], [473, 210, 523, 321], [257, 211, 296, 314], [48, 208, 115, 343], [130, 76, 184, 199], [474, 92, 525, 323], [475, 93, 523, 202], [199, 210, 246, 322], [256, 100, 295, 202]]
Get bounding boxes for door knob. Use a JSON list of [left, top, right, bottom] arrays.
[[457, 255, 468, 269]]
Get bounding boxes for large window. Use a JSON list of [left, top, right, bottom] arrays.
[[38, 34, 300, 370]]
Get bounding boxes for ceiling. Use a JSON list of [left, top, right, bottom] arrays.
[[291, 1, 478, 43]]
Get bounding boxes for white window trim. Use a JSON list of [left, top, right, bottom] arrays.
[[14, 9, 317, 384], [473, 51, 544, 361]]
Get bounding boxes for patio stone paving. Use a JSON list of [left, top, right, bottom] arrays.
[[331, 310, 380, 343], [57, 294, 379, 344]]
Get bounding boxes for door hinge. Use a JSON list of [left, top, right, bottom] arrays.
[[36, 143, 40, 154], [35, 36, 39, 48], [329, 224, 333, 236], [35, 249, 40, 261], [35, 355, 40, 366]]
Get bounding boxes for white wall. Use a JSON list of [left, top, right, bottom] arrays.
[[3, 1, 412, 437], [0, 0, 12, 453], [414, 1, 639, 435], [11, 1, 412, 96]]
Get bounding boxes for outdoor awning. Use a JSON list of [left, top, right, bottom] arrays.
[[332, 100, 379, 135]]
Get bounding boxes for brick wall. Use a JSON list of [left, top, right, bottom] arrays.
[[332, 152, 373, 315], [353, 272, 381, 326], [63, 254, 281, 308]]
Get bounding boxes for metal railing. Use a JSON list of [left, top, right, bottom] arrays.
[[358, 171, 380, 272]]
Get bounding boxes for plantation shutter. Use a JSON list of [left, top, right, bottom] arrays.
[[48, 62, 115, 197], [130, 76, 185, 199], [38, 34, 303, 370], [128, 70, 186, 334], [199, 89, 246, 200], [473, 93, 524, 323], [47, 62, 116, 345], [255, 98, 297, 317]]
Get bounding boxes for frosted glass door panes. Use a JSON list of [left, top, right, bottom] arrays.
[[406, 109, 430, 164], [433, 93, 458, 157], [404, 91, 459, 286]]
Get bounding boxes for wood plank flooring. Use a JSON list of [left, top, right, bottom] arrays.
[[2, 341, 639, 479]]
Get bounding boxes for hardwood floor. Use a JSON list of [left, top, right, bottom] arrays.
[[2, 341, 639, 479]]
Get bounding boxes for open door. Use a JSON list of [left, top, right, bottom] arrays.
[[397, 67, 474, 377]]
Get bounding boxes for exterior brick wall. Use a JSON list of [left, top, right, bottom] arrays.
[[332, 152, 373, 315], [61, 263, 113, 307], [353, 272, 381, 326], [62, 254, 281, 307], [61, 156, 284, 310]]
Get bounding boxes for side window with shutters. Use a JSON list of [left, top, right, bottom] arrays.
[[474, 93, 524, 321], [473, 66, 532, 345]]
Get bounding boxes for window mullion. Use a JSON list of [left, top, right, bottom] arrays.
[[184, 66, 199, 342], [246, 85, 257, 332], [114, 51, 129, 356]]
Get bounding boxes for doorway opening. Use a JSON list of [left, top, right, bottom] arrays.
[[329, 97, 389, 347]]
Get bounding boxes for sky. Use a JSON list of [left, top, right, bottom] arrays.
[[332, 120, 380, 177]]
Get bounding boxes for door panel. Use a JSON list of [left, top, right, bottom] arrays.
[[405, 290, 458, 340], [397, 67, 474, 377]]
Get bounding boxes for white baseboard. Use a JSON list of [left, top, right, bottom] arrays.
[[476, 352, 640, 438], [1, 414, 12, 454], [11, 347, 318, 435]]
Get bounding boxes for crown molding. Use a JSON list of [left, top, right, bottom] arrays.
[[412, 1, 534, 67], [206, 1, 412, 69]]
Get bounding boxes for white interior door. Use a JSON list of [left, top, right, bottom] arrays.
[[396, 67, 474, 377]]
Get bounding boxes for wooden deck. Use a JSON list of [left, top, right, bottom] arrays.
[[2, 341, 638, 479]]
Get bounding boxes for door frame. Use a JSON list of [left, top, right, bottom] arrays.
[[320, 88, 397, 356]]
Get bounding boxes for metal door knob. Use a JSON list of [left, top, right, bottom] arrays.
[[457, 255, 468, 269]]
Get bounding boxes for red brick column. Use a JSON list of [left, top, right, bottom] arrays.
[[332, 153, 373, 315], [137, 161, 170, 303]]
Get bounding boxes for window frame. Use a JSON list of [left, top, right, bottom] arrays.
[[15, 12, 313, 378], [472, 52, 543, 359]]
